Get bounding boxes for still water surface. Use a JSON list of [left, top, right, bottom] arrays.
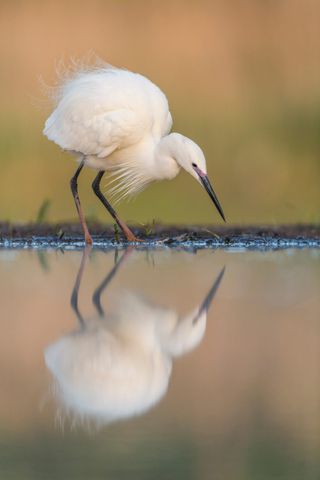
[[0, 248, 319, 479]]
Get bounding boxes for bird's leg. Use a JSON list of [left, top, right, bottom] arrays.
[[70, 244, 92, 328], [92, 248, 133, 317], [92, 171, 141, 242], [70, 159, 93, 245]]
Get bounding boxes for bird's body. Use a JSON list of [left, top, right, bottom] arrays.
[[44, 64, 225, 243], [44, 68, 177, 194]]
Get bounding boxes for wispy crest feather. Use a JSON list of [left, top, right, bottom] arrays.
[[42, 53, 114, 105]]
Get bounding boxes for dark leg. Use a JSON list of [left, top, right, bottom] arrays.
[[70, 159, 93, 245], [70, 245, 92, 327], [92, 248, 132, 317], [92, 171, 140, 242]]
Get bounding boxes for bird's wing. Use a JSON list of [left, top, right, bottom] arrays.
[[44, 108, 145, 158]]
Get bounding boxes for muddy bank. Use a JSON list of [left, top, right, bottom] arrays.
[[0, 222, 319, 250]]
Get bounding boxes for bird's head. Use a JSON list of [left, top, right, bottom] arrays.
[[162, 133, 226, 222]]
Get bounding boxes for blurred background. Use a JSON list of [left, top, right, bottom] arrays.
[[0, 0, 319, 225]]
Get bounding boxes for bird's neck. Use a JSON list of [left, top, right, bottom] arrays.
[[154, 134, 181, 181]]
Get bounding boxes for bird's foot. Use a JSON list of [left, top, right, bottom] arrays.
[[125, 233, 143, 243], [85, 233, 93, 245], [116, 219, 143, 243]]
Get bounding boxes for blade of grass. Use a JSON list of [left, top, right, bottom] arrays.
[[36, 199, 51, 223]]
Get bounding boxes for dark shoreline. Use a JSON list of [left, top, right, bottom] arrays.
[[0, 222, 319, 250]]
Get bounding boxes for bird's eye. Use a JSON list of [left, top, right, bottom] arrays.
[[192, 163, 197, 168]]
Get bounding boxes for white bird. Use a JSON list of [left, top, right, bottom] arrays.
[[44, 247, 225, 426], [43, 63, 225, 244]]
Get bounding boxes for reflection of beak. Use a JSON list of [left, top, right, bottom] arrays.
[[193, 266, 226, 324], [193, 166, 226, 222]]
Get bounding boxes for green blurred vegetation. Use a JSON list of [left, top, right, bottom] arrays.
[[1, 423, 319, 480], [1, 100, 319, 225], [0, 0, 319, 225]]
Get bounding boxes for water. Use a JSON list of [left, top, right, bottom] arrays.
[[0, 247, 319, 480]]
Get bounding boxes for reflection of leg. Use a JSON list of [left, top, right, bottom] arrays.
[[193, 266, 225, 324], [70, 159, 93, 245], [92, 171, 140, 242], [92, 248, 133, 317], [71, 245, 92, 327]]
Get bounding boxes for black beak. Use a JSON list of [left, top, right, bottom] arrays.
[[199, 174, 226, 222]]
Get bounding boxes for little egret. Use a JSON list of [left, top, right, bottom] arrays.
[[43, 64, 225, 243]]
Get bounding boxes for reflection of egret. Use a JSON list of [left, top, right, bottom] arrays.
[[45, 248, 225, 426]]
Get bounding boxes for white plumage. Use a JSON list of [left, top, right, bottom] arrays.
[[44, 67, 173, 196], [44, 68, 172, 159], [43, 63, 225, 243]]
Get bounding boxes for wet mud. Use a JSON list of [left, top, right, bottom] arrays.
[[0, 222, 319, 250]]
